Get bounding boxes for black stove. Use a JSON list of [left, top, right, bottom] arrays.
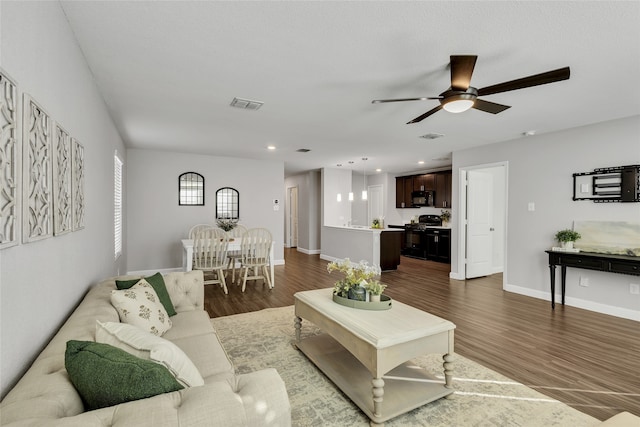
[[406, 215, 442, 231]]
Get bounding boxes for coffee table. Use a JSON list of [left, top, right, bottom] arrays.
[[294, 288, 456, 426]]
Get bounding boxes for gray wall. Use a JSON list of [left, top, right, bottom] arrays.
[[0, 1, 127, 396], [126, 149, 285, 271], [451, 115, 640, 319]]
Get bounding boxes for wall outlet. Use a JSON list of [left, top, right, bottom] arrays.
[[579, 276, 589, 287], [630, 283, 640, 295]]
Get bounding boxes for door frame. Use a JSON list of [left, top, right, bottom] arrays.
[[286, 186, 299, 248], [456, 161, 509, 286]]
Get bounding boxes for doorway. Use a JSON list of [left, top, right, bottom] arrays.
[[288, 186, 299, 248], [459, 163, 507, 281], [367, 184, 384, 226]]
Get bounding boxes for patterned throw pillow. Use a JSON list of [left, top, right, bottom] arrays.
[[110, 279, 172, 336]]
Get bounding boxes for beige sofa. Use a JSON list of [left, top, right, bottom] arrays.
[[0, 271, 291, 426]]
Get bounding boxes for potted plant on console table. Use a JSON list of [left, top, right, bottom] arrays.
[[555, 229, 581, 250]]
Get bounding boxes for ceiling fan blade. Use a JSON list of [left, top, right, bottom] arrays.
[[450, 55, 477, 91], [372, 97, 441, 104], [472, 99, 511, 114], [477, 66, 570, 96], [406, 105, 443, 124]]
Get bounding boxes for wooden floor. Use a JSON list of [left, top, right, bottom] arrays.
[[204, 248, 640, 421]]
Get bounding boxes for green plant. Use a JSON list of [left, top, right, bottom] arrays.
[[327, 258, 381, 297], [555, 229, 581, 242], [440, 210, 451, 222], [364, 280, 387, 296], [216, 218, 238, 232]]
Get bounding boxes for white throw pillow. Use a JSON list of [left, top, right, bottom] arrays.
[[110, 279, 172, 336], [96, 320, 204, 387]]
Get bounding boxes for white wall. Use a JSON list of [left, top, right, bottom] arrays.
[[322, 168, 352, 226], [0, 2, 126, 396], [126, 149, 285, 271], [285, 170, 321, 254], [451, 116, 640, 320]]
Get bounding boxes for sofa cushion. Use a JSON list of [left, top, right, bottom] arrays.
[[65, 340, 183, 410], [116, 272, 177, 316], [96, 320, 204, 387], [110, 279, 172, 336]]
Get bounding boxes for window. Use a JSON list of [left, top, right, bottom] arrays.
[[179, 172, 204, 205], [114, 153, 123, 259], [216, 187, 239, 219]]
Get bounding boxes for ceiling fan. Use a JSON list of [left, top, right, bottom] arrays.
[[372, 55, 570, 124]]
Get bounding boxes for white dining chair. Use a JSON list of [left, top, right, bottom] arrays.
[[239, 228, 273, 292], [224, 224, 247, 284], [192, 227, 229, 294], [189, 223, 215, 240]]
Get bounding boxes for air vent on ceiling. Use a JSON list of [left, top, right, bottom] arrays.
[[230, 97, 264, 110], [419, 133, 444, 140], [296, 148, 311, 153]]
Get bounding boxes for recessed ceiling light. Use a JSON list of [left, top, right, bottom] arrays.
[[418, 161, 425, 164], [522, 130, 536, 136], [376, 168, 382, 172], [230, 97, 264, 110], [267, 145, 276, 150]]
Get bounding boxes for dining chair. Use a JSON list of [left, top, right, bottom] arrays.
[[239, 228, 273, 292], [188, 223, 215, 240], [192, 227, 229, 294], [224, 224, 247, 284]]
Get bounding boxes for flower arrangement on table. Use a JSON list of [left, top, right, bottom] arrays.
[[327, 258, 383, 301], [216, 218, 238, 232]]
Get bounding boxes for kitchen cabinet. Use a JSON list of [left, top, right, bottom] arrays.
[[435, 171, 452, 208], [425, 228, 451, 263], [414, 174, 435, 192], [395, 176, 418, 208]]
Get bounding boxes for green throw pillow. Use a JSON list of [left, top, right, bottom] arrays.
[[65, 340, 183, 410], [116, 272, 177, 316]]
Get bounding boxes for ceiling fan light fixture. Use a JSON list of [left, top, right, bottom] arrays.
[[442, 95, 475, 113]]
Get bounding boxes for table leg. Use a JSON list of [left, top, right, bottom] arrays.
[[548, 264, 556, 308], [561, 266, 567, 306], [443, 352, 454, 398], [372, 377, 384, 418], [294, 316, 302, 342]]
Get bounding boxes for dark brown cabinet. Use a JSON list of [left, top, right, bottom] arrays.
[[435, 171, 452, 208], [395, 176, 418, 208], [414, 174, 435, 192], [425, 228, 451, 263]]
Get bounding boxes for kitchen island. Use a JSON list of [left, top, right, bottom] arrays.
[[320, 226, 404, 270]]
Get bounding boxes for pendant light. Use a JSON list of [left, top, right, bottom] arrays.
[[361, 157, 368, 200]]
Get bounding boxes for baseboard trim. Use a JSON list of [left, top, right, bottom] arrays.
[[320, 254, 339, 263], [297, 247, 321, 255], [449, 271, 465, 280], [504, 283, 640, 321]]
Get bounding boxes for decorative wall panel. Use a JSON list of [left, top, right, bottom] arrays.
[[0, 70, 19, 249], [53, 123, 72, 235], [72, 138, 85, 230], [22, 94, 53, 243]]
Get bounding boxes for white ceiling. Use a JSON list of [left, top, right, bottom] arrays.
[[59, 1, 640, 177]]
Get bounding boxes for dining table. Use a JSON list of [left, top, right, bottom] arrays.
[[181, 238, 275, 287]]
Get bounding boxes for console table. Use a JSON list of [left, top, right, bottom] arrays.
[[545, 250, 640, 308]]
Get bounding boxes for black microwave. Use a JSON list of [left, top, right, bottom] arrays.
[[411, 190, 435, 207]]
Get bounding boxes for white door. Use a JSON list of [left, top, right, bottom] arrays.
[[367, 185, 384, 226], [288, 187, 298, 247], [466, 170, 494, 278]]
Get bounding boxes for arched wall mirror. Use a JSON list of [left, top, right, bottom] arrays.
[[216, 187, 239, 219], [178, 172, 205, 206]]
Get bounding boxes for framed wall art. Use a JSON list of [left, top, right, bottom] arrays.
[[72, 138, 85, 230], [22, 94, 53, 243], [0, 69, 19, 249], [53, 122, 72, 235]]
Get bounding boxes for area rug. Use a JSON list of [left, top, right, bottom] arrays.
[[211, 306, 598, 427]]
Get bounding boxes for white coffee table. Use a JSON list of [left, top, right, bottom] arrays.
[[294, 288, 455, 426]]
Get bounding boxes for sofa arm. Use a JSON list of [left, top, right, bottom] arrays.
[[163, 270, 204, 313]]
